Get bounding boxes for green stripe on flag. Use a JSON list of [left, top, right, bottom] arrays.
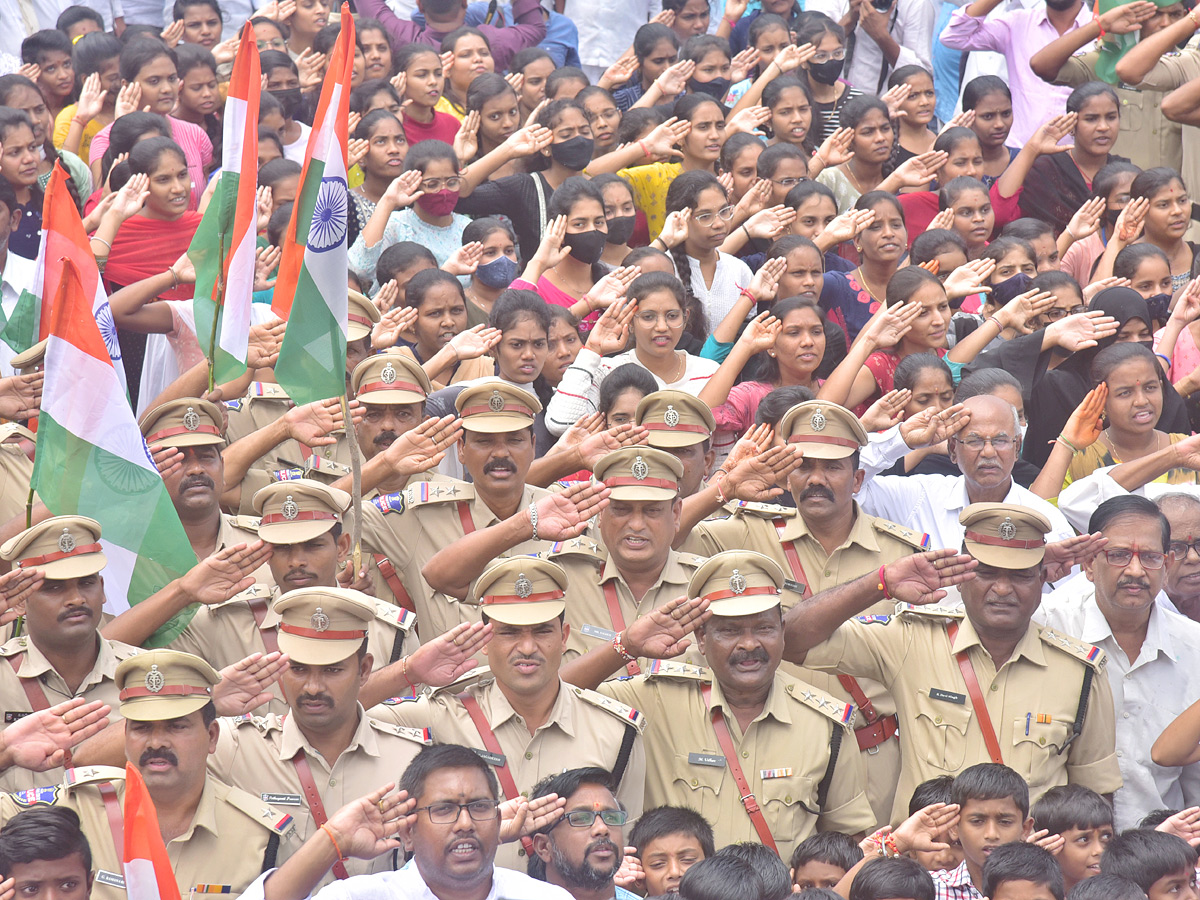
[[191, 173, 246, 385], [273, 264, 346, 405], [2, 289, 39, 355]]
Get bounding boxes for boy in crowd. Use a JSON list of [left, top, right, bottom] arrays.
[[678, 855, 765, 900], [0, 807, 93, 900], [791, 832, 865, 891], [1100, 831, 1199, 900], [981, 843, 1065, 900], [626, 806, 714, 898], [910, 777, 965, 874], [1068, 875, 1148, 900], [942, 764, 1034, 900], [1030, 785, 1115, 894], [717, 843, 792, 900], [850, 859, 937, 900]]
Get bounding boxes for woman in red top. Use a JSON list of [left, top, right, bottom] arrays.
[[395, 44, 461, 146]]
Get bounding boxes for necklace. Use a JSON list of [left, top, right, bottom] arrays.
[[667, 350, 685, 384], [855, 266, 882, 301], [843, 159, 873, 194], [1103, 427, 1162, 462]]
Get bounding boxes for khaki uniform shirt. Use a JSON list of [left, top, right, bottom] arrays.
[[693, 501, 928, 825], [0, 440, 34, 528], [0, 766, 295, 900], [599, 664, 875, 859], [0, 634, 142, 792], [171, 586, 415, 716], [209, 706, 427, 885], [356, 479, 555, 641], [545, 539, 704, 665], [804, 605, 1123, 824], [370, 672, 648, 870]]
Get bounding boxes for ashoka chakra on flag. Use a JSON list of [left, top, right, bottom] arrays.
[[309, 177, 348, 252]]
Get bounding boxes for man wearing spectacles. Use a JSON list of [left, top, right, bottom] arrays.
[[1038, 495, 1200, 831], [1157, 493, 1200, 622], [527, 768, 635, 900]]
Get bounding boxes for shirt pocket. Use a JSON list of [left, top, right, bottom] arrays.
[[760, 772, 819, 838], [1010, 717, 1072, 792], [671, 753, 726, 823], [913, 691, 972, 771]]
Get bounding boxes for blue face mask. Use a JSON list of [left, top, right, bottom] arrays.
[[475, 253, 518, 288]]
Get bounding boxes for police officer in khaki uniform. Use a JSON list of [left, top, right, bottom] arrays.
[[571, 550, 875, 859], [784, 503, 1123, 824], [370, 556, 648, 870], [0, 517, 142, 790], [0, 423, 35, 531], [634, 391, 715, 499], [688, 400, 928, 823], [0, 650, 296, 900], [171, 480, 414, 714], [207, 587, 429, 886], [357, 379, 558, 641]]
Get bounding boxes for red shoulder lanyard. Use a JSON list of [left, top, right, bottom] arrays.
[[946, 622, 1004, 765]]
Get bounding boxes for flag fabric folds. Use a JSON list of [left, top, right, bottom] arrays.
[[123, 763, 183, 900], [270, 3, 355, 406]]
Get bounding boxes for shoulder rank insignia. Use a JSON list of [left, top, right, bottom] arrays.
[[646, 660, 710, 680], [785, 682, 857, 727], [375, 601, 415, 631], [368, 718, 433, 744], [871, 517, 930, 550], [305, 455, 351, 478], [229, 515, 261, 531], [546, 536, 604, 559], [431, 665, 494, 696], [405, 481, 473, 507], [223, 787, 296, 835], [732, 500, 796, 519], [248, 382, 290, 401], [673, 552, 707, 568], [571, 686, 647, 733], [896, 602, 964, 619], [1039, 626, 1107, 670]]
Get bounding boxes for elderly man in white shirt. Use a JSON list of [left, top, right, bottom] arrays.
[[1037, 494, 1200, 831], [807, 0, 935, 95], [857, 393, 1075, 552]]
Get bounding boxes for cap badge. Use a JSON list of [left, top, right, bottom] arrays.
[[488, 391, 505, 412], [145, 664, 165, 694], [310, 607, 330, 632], [729, 569, 748, 595], [631, 455, 649, 481], [183, 407, 200, 432], [281, 496, 300, 520], [57, 529, 76, 553], [380, 363, 397, 385], [664, 405, 680, 427], [998, 518, 1017, 541], [515, 574, 533, 598], [810, 409, 827, 432]]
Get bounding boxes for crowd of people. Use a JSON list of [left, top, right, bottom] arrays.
[[7, 0, 1200, 900]]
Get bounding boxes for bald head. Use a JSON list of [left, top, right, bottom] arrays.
[[961, 393, 1020, 433], [949, 394, 1022, 494]]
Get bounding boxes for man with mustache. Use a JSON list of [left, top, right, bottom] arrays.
[[563, 550, 875, 858], [680, 400, 937, 823], [369, 555, 647, 869], [527, 768, 633, 900], [782, 503, 1121, 825], [0, 649, 297, 900], [355, 379, 559, 641], [1038, 495, 1200, 831]]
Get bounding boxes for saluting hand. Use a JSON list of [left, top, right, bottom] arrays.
[[882, 549, 977, 606]]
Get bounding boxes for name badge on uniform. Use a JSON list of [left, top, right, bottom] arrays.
[[95, 871, 126, 889], [472, 748, 506, 767], [760, 767, 793, 779], [192, 886, 233, 894], [4, 711, 30, 723], [580, 624, 617, 641], [689, 752, 726, 767], [930, 688, 967, 705], [261, 792, 303, 806], [783, 579, 806, 595]]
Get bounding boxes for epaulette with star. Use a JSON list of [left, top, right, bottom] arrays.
[[224, 785, 296, 835], [644, 660, 710, 681], [430, 665, 495, 696], [783, 680, 857, 728], [730, 501, 797, 520], [895, 602, 964, 620], [544, 536, 605, 564], [1039, 626, 1107, 671], [372, 599, 415, 631], [368, 718, 433, 745], [210, 583, 274, 611], [569, 685, 646, 733], [870, 517, 930, 550], [246, 382, 291, 402]]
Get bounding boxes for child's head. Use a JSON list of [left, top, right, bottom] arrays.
[[787, 180, 839, 244], [1100, 831, 1198, 900], [578, 86, 621, 155], [173, 0, 223, 48], [962, 75, 1013, 152], [889, 64, 936, 130], [717, 843, 791, 900], [1068, 874, 1148, 900], [1030, 786, 1113, 890], [71, 32, 122, 111], [376, 242, 436, 301], [509, 46, 554, 113], [907, 776, 963, 872], [633, 22, 679, 85], [939, 176, 994, 251], [174, 43, 219, 121], [982, 842, 1065, 900], [895, 352, 954, 419], [681, 34, 732, 102], [950, 765, 1032, 872], [720, 132, 766, 202], [790, 831, 863, 891], [849, 857, 936, 900], [763, 75, 817, 155], [935, 127, 983, 183], [395, 42, 444, 110], [629, 805, 714, 898], [678, 854, 765, 900], [748, 13, 793, 70], [981, 235, 1037, 285], [1114, 243, 1173, 304]]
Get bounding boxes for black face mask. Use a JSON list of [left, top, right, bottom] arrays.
[[269, 87, 303, 120], [550, 135, 595, 170], [564, 229, 607, 264], [688, 76, 732, 101], [605, 215, 636, 245], [1105, 207, 1123, 228], [992, 272, 1033, 307], [807, 58, 844, 85], [1145, 294, 1172, 325]]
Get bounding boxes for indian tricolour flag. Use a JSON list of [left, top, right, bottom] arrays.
[[122, 763, 182, 900], [31, 258, 197, 643], [192, 26, 260, 386], [3, 165, 125, 389], [271, 2, 354, 406]]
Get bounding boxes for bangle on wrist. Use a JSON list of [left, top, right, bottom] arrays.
[[741, 223, 753, 243], [90, 235, 112, 252], [877, 565, 891, 600], [612, 630, 636, 663], [1056, 434, 1082, 454], [167, 266, 180, 290], [988, 315, 1004, 332], [724, 14, 739, 25], [320, 824, 347, 862], [1157, 352, 1172, 370], [739, 286, 756, 303], [1065, 224, 1078, 241], [638, 139, 651, 159]]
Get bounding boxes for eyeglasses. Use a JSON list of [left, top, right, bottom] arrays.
[[556, 809, 630, 828], [637, 310, 685, 325], [420, 176, 463, 192], [1099, 548, 1166, 569], [955, 436, 1014, 451], [1044, 305, 1087, 321], [693, 205, 735, 226], [1170, 540, 1200, 559], [257, 38, 287, 51], [416, 800, 500, 824], [772, 176, 808, 188], [810, 48, 846, 63]]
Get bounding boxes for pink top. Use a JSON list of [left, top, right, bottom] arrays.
[[511, 276, 600, 331], [1155, 322, 1200, 384], [88, 116, 213, 211], [1061, 231, 1105, 287], [402, 111, 461, 146]]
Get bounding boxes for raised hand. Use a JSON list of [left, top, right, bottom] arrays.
[[615, 848, 645, 891], [0, 567, 44, 625], [822, 207, 875, 245], [744, 206, 796, 243], [722, 423, 773, 473], [1066, 196, 1105, 243], [1060, 383, 1107, 452], [771, 42, 816, 74], [862, 299, 920, 349], [891, 803, 961, 854], [658, 208, 692, 249], [161, 18, 185, 47], [600, 54, 638, 89], [1171, 278, 1200, 326], [655, 59, 695, 97], [1042, 532, 1108, 582], [16, 64, 40, 84], [0, 372, 42, 421], [927, 207, 956, 233], [880, 81, 912, 120], [382, 413, 464, 476], [998, 289, 1056, 333], [1098, 0, 1158, 33], [504, 123, 554, 157], [890, 150, 948, 189], [942, 257, 996, 300], [382, 169, 425, 209], [150, 444, 185, 480], [883, 549, 978, 605], [328, 785, 413, 860], [1115, 196, 1150, 244], [571, 422, 649, 469], [639, 116, 690, 162], [586, 265, 641, 311], [900, 403, 970, 448], [213, 651, 290, 716], [212, 36, 240, 65], [860, 387, 913, 432], [371, 306, 419, 350], [737, 310, 782, 353], [76, 73, 107, 122], [114, 82, 144, 119], [531, 214, 571, 270], [374, 279, 400, 314], [0, 697, 111, 772], [585, 296, 636, 355], [296, 48, 328, 91], [256, 184, 274, 231], [247, 318, 285, 369], [179, 542, 274, 607], [1157, 807, 1200, 847], [448, 323, 504, 360], [1047, 310, 1120, 352], [504, 72, 525, 93], [726, 104, 771, 136], [348, 110, 362, 135], [501, 793, 566, 842], [1024, 112, 1076, 157], [348, 137, 369, 169], [390, 71, 407, 97], [406, 621, 492, 688], [453, 110, 481, 163], [723, 443, 804, 502], [722, 0, 750, 24], [443, 241, 483, 277], [1025, 829, 1067, 856], [530, 481, 612, 539], [815, 126, 855, 169], [730, 48, 761, 84], [254, 244, 282, 292], [1082, 276, 1130, 304], [939, 109, 975, 132], [623, 596, 712, 660]]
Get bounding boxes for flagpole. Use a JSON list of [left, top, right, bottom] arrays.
[[341, 393, 363, 575]]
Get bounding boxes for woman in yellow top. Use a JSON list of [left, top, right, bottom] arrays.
[[436, 27, 494, 121], [53, 32, 121, 160]]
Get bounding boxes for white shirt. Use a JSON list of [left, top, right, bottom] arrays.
[[0, 250, 35, 377], [563, 0, 660, 68], [679, 253, 753, 340], [283, 122, 314, 163], [806, 0, 936, 94], [162, 0, 263, 35], [1038, 583, 1200, 831], [241, 864, 575, 900], [857, 424, 1076, 551], [1059, 465, 1200, 535]]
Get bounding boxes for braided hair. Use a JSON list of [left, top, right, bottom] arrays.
[[665, 169, 726, 340]]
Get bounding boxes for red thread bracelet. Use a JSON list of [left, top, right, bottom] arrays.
[[638, 139, 651, 159], [878, 565, 891, 600]]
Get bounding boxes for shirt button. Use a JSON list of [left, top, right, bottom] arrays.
[[990, 684, 998, 691], [741, 751, 749, 758], [525, 751, 533, 760], [691, 778, 699, 787], [1123, 712, 1130, 718], [824, 571, 831, 577], [1038, 737, 1046, 745], [329, 778, 336, 786], [1117, 750, 1124, 758], [784, 795, 792, 803], [935, 715, 943, 724]]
